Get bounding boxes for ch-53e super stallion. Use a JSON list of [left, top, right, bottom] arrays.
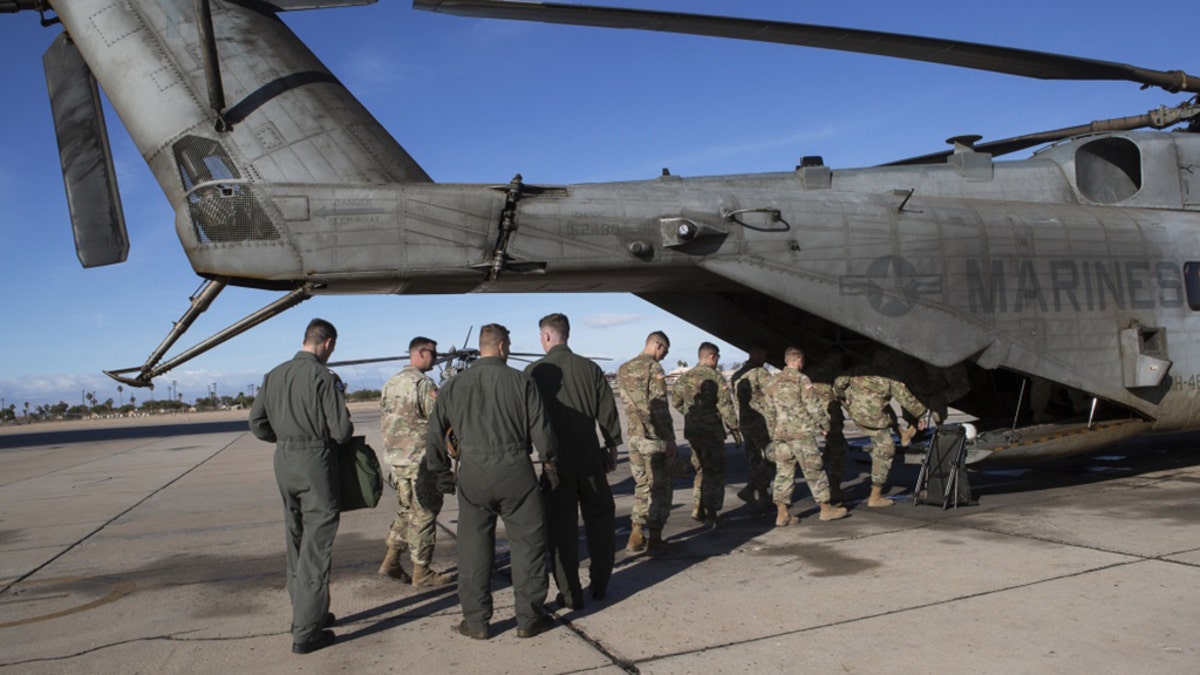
[[5, 0, 1200, 463]]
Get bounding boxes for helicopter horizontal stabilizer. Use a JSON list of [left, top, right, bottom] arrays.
[[42, 33, 128, 268]]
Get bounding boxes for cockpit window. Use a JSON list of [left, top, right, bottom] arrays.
[[1075, 136, 1141, 204]]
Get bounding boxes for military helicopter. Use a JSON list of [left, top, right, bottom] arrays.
[[4, 0, 1200, 463]]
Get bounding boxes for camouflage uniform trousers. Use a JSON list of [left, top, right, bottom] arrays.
[[821, 403, 849, 487], [386, 464, 443, 566], [863, 426, 896, 486], [772, 438, 831, 505], [627, 436, 672, 530], [743, 424, 775, 495], [688, 436, 727, 513]]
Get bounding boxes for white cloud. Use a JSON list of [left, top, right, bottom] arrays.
[[583, 313, 643, 329], [0, 369, 264, 408]]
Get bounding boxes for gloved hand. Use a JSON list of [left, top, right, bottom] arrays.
[[435, 469, 456, 495], [730, 429, 743, 447], [541, 462, 561, 492]]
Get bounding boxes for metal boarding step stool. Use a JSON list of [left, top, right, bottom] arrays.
[[913, 423, 975, 509]]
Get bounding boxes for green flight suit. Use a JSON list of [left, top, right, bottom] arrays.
[[526, 344, 623, 606], [426, 356, 558, 633], [249, 350, 354, 645]]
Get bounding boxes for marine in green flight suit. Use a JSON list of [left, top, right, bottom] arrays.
[[427, 323, 559, 640], [525, 313, 623, 609], [249, 318, 353, 655]]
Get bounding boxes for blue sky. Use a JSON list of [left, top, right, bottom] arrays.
[[0, 0, 1192, 407]]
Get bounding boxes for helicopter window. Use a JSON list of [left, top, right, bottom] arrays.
[[1183, 262, 1200, 311], [172, 136, 279, 243], [1075, 137, 1141, 204]]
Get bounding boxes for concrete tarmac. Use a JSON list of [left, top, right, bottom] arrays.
[[1, 402, 1198, 673]]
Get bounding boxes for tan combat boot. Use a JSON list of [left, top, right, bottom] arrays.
[[690, 502, 704, 522], [412, 563, 454, 587], [646, 528, 670, 554], [626, 524, 646, 552], [377, 547, 412, 583], [819, 502, 849, 521], [775, 503, 794, 527], [899, 424, 918, 447], [867, 485, 894, 508]]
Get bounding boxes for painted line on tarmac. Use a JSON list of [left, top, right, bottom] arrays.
[[0, 432, 249, 596]]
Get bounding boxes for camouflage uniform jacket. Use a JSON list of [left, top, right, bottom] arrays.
[[671, 364, 738, 441], [730, 363, 771, 433], [833, 366, 927, 430], [380, 366, 438, 467], [760, 366, 828, 441], [803, 359, 843, 406], [616, 353, 675, 442]]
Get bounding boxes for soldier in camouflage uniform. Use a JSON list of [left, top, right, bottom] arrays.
[[377, 336, 454, 587], [731, 343, 774, 509], [804, 349, 850, 500], [834, 349, 928, 507], [671, 342, 740, 528], [616, 331, 677, 553], [760, 347, 848, 526], [249, 318, 352, 655]]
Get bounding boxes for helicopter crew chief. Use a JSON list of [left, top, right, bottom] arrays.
[[526, 313, 623, 608], [672, 342, 741, 528], [834, 349, 927, 507], [427, 323, 559, 640], [249, 318, 353, 655], [760, 347, 848, 526], [378, 336, 455, 588], [616, 331, 678, 553]]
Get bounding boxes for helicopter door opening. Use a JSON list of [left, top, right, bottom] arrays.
[[1075, 136, 1142, 203]]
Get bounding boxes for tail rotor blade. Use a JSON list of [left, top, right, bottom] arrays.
[[43, 33, 129, 267]]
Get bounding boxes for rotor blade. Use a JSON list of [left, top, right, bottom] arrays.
[[43, 33, 129, 267], [327, 355, 409, 367], [414, 0, 1200, 94]]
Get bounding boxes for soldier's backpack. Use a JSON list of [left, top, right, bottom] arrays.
[[338, 435, 384, 511]]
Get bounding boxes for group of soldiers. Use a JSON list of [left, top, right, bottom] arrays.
[[377, 315, 620, 641], [251, 316, 964, 654], [618, 332, 967, 532]]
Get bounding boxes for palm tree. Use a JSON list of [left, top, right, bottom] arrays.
[[117, 385, 124, 407]]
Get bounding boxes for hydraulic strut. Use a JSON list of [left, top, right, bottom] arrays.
[[105, 280, 314, 387]]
